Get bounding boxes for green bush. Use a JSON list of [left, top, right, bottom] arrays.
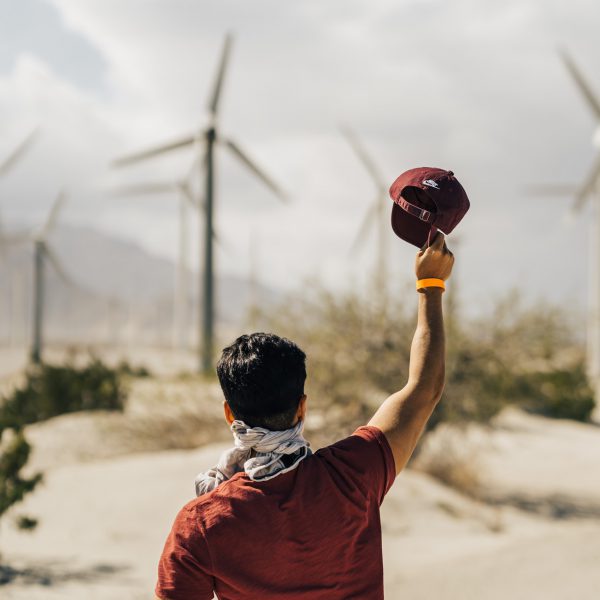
[[0, 359, 126, 429], [514, 364, 595, 421], [117, 360, 151, 378], [0, 430, 42, 526]]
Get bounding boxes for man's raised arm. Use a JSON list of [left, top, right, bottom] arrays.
[[368, 232, 454, 475]]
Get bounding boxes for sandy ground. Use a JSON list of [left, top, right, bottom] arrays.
[[2, 406, 600, 599], [417, 407, 600, 516]]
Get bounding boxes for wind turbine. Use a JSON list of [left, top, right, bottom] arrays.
[[113, 33, 287, 374], [530, 49, 600, 405], [111, 160, 199, 350], [6, 190, 74, 364], [341, 126, 390, 308]]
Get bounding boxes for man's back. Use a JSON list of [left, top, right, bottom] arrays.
[[156, 233, 455, 599], [157, 425, 396, 600]]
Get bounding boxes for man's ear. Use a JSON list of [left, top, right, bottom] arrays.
[[223, 400, 235, 425], [296, 395, 307, 422]]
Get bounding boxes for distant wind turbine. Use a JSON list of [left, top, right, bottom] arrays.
[[113, 33, 287, 373], [341, 126, 390, 306], [111, 160, 200, 350], [529, 48, 600, 402], [6, 190, 76, 364]]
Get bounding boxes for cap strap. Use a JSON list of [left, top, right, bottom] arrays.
[[396, 195, 434, 223]]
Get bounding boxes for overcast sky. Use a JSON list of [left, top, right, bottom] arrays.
[[1, 0, 600, 319]]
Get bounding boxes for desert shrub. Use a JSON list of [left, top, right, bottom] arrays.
[[412, 430, 482, 498], [252, 284, 412, 435], [431, 294, 592, 425], [256, 284, 594, 429], [512, 364, 595, 421], [429, 340, 509, 429], [0, 359, 126, 429], [117, 360, 151, 378]]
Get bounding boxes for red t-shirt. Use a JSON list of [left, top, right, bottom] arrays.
[[156, 425, 396, 600]]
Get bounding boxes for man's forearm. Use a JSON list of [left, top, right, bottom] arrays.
[[368, 233, 452, 473], [407, 288, 445, 398]]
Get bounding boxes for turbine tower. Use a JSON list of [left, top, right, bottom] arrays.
[[113, 33, 287, 374], [530, 49, 600, 407], [0, 128, 39, 344], [341, 127, 390, 308], [30, 191, 74, 363], [3, 191, 74, 363]]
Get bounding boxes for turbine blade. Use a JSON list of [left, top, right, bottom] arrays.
[[42, 242, 75, 288], [525, 184, 578, 197], [559, 48, 600, 120], [0, 127, 40, 176], [350, 202, 378, 254], [182, 144, 208, 205], [190, 142, 209, 178], [223, 138, 288, 202], [39, 190, 67, 240], [208, 33, 234, 117], [181, 183, 199, 209], [213, 226, 234, 257], [0, 210, 33, 249], [573, 153, 600, 212], [2, 229, 34, 245], [110, 182, 177, 197], [340, 126, 386, 188], [112, 134, 196, 167]]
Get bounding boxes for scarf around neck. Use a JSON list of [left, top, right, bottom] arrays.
[[194, 418, 312, 496]]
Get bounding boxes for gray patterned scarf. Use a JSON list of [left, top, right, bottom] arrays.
[[194, 418, 312, 496]]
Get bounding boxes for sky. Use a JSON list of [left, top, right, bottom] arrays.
[[1, 0, 600, 320]]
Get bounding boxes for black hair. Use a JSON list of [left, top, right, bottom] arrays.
[[216, 332, 307, 430]]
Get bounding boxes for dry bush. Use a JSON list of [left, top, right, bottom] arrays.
[[252, 284, 594, 431], [412, 428, 483, 499], [251, 282, 414, 437], [110, 376, 229, 452]]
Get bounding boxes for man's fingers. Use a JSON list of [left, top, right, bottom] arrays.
[[430, 231, 445, 250]]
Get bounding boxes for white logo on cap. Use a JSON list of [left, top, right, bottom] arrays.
[[422, 179, 440, 190]]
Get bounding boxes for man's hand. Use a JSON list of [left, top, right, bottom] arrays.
[[415, 232, 454, 282]]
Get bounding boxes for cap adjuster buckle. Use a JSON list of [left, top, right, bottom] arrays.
[[419, 208, 431, 222], [397, 195, 433, 223]]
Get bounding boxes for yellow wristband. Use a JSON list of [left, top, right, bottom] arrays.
[[416, 278, 445, 292]]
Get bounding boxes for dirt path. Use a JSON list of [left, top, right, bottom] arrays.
[[3, 438, 600, 599]]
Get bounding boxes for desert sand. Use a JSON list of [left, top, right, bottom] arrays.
[[2, 402, 600, 599]]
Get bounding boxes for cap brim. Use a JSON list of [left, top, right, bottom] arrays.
[[391, 203, 432, 248]]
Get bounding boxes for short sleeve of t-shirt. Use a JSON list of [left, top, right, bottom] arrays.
[[317, 424, 396, 505], [156, 502, 215, 600]]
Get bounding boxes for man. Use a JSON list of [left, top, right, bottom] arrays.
[[156, 232, 454, 599]]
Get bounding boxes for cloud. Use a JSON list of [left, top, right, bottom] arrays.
[[0, 0, 598, 316]]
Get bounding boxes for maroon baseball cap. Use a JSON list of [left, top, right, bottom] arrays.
[[389, 167, 470, 248]]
